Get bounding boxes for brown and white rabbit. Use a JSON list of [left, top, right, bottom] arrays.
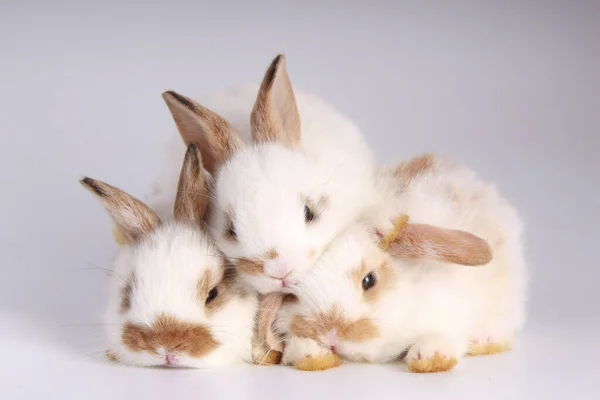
[[81, 144, 258, 368], [275, 154, 528, 373], [147, 54, 378, 295]]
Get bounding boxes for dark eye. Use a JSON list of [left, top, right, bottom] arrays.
[[362, 272, 376, 291], [304, 204, 315, 223], [227, 221, 236, 239], [206, 287, 219, 304]]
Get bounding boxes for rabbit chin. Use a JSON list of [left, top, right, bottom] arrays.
[[107, 345, 249, 369]]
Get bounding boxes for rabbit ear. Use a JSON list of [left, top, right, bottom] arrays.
[[80, 177, 160, 245], [251, 54, 301, 148], [387, 223, 493, 266], [173, 144, 209, 226], [162, 91, 242, 174]]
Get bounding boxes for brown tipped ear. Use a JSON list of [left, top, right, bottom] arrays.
[[173, 144, 209, 226], [80, 177, 160, 245], [250, 54, 301, 148], [387, 224, 493, 266], [162, 91, 242, 174]]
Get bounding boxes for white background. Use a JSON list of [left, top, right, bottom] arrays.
[[1, 1, 599, 398]]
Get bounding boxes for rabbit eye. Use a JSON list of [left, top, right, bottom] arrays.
[[206, 287, 219, 305], [226, 220, 237, 240], [362, 272, 376, 291], [304, 204, 315, 223]]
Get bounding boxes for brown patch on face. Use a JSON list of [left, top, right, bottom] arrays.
[[236, 258, 263, 276], [196, 264, 238, 317], [391, 153, 436, 190], [290, 305, 379, 344], [388, 223, 493, 266], [349, 257, 397, 304], [236, 249, 278, 276], [120, 273, 136, 313], [122, 314, 219, 358], [307, 248, 316, 259], [250, 54, 301, 148], [162, 91, 242, 174]]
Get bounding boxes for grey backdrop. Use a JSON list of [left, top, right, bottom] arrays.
[[1, 1, 598, 398]]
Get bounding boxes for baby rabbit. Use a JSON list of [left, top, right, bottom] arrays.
[[150, 54, 378, 294], [81, 144, 258, 368], [275, 154, 528, 373]]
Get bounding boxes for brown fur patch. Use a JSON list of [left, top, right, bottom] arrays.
[[122, 314, 219, 357], [254, 349, 283, 366], [392, 153, 436, 190], [250, 54, 301, 148], [112, 226, 127, 246], [105, 349, 118, 363], [253, 293, 285, 354], [196, 265, 238, 317], [237, 258, 263, 275], [467, 340, 511, 356], [408, 353, 458, 373], [173, 144, 209, 226], [236, 249, 279, 276], [120, 273, 135, 313], [294, 353, 342, 371], [162, 91, 241, 174], [290, 305, 380, 344], [388, 223, 493, 266], [80, 177, 161, 244], [349, 258, 397, 304]]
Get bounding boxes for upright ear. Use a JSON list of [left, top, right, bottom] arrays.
[[387, 223, 493, 266], [162, 91, 242, 174], [173, 144, 209, 226], [250, 54, 301, 148], [80, 177, 161, 245]]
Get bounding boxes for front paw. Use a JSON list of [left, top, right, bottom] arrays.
[[283, 337, 341, 371], [294, 352, 341, 372], [252, 347, 283, 366], [406, 335, 459, 373]]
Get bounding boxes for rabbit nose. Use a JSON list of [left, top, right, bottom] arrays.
[[263, 258, 291, 279]]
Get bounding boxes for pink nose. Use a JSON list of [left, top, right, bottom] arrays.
[[263, 258, 291, 279]]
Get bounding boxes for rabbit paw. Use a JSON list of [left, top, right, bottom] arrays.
[[406, 335, 459, 373], [252, 346, 283, 365], [468, 336, 511, 356], [283, 337, 341, 371], [295, 353, 341, 372]]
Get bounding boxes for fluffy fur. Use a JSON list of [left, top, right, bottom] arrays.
[[146, 55, 377, 294], [276, 154, 528, 372], [82, 145, 257, 368]]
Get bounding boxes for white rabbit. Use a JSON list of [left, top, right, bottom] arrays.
[[147, 54, 378, 295], [275, 153, 528, 373], [81, 144, 258, 368]]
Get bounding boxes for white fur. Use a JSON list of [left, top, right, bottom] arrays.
[[276, 155, 528, 366], [148, 84, 377, 293], [105, 222, 257, 368]]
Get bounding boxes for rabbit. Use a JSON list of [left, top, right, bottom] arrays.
[[274, 153, 528, 373], [146, 54, 379, 295], [80, 144, 259, 368]]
